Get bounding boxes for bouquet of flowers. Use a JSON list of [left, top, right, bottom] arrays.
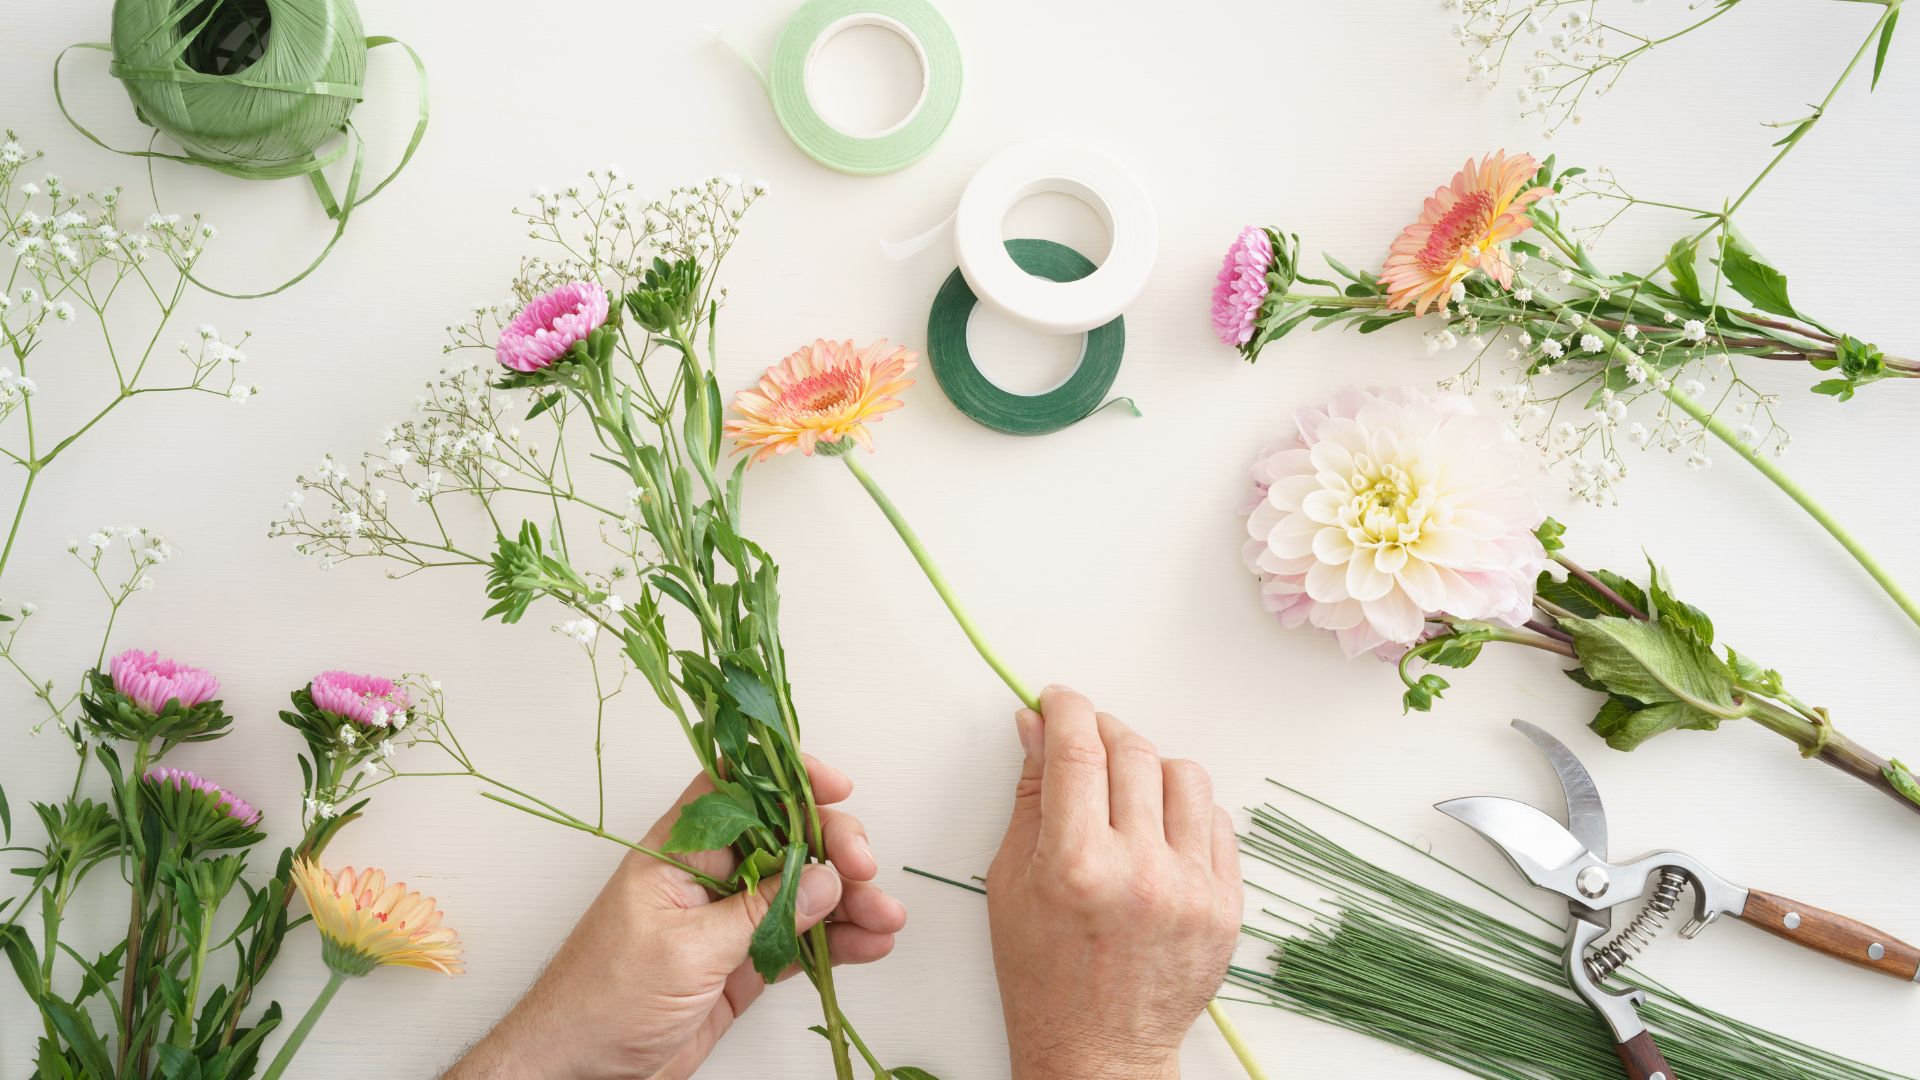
[[1239, 384, 1920, 820], [271, 172, 936, 1079]]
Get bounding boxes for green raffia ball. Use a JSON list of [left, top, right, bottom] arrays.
[[109, 0, 367, 169]]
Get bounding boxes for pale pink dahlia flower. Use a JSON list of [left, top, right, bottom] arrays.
[[144, 766, 262, 827], [496, 282, 610, 372], [1242, 386, 1546, 658], [310, 670, 411, 727], [1211, 226, 1275, 346], [110, 649, 220, 715]]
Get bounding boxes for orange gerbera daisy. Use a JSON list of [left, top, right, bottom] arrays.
[[1379, 151, 1548, 315], [727, 339, 916, 463], [290, 859, 464, 977]]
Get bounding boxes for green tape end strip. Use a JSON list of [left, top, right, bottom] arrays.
[[926, 238, 1135, 436]]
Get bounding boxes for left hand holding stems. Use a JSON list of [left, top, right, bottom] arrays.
[[443, 757, 908, 1080]]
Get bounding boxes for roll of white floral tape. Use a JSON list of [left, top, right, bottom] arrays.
[[950, 141, 1158, 335]]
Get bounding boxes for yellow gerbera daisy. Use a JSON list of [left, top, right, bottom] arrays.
[[727, 339, 916, 463], [290, 859, 464, 977], [1379, 150, 1548, 315]]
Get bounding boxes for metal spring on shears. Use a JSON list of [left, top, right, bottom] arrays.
[[1584, 868, 1688, 982]]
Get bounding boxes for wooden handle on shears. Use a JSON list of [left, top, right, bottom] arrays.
[[1614, 1031, 1676, 1080], [1738, 889, 1920, 981]]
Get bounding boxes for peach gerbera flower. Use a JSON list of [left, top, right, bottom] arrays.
[[1379, 151, 1547, 315], [727, 339, 916, 463], [291, 859, 464, 977]]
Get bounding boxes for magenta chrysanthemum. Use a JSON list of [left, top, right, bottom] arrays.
[[109, 649, 220, 715], [496, 282, 610, 372], [144, 766, 262, 827], [310, 670, 410, 727], [1211, 226, 1275, 347], [1243, 386, 1547, 658]]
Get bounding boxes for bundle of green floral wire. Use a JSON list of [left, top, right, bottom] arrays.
[[1229, 785, 1911, 1080]]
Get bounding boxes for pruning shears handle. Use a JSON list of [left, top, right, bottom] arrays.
[[1738, 889, 1920, 981], [1614, 1030, 1676, 1080]]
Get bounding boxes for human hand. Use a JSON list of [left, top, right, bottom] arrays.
[[987, 686, 1242, 1080], [443, 758, 907, 1080]]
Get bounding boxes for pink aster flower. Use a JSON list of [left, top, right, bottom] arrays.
[[1211, 226, 1275, 347], [1242, 386, 1546, 658], [496, 281, 610, 372], [143, 766, 262, 827], [310, 670, 411, 727], [109, 649, 220, 715]]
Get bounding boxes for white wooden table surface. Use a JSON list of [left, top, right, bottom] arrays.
[[4, 2, 1918, 1076]]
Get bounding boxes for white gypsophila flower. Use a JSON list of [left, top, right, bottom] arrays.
[[1622, 324, 1639, 341], [1687, 450, 1712, 470], [1540, 338, 1564, 359], [1682, 319, 1706, 342], [557, 618, 597, 646], [1580, 334, 1602, 353], [227, 385, 253, 404], [1513, 288, 1532, 303], [1629, 423, 1651, 446], [605, 594, 626, 614], [1625, 362, 1648, 384], [1682, 379, 1705, 397], [1449, 281, 1467, 303]]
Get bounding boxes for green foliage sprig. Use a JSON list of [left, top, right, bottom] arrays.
[[1397, 519, 1920, 818]]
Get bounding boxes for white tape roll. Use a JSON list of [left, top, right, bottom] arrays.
[[950, 141, 1158, 335]]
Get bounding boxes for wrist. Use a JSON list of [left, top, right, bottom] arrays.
[[1011, 1045, 1179, 1080], [443, 1000, 578, 1080]]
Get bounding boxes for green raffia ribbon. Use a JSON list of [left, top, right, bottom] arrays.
[[720, 0, 961, 175], [53, 0, 429, 298], [926, 238, 1139, 435]]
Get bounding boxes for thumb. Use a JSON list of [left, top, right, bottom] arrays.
[[1003, 708, 1045, 849], [690, 863, 843, 971]]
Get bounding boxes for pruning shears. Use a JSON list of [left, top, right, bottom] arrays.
[[1438, 719, 1918, 1080]]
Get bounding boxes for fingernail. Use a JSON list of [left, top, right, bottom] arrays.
[[1014, 710, 1038, 760], [796, 865, 839, 919]]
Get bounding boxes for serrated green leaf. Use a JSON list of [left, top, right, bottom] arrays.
[[1589, 698, 1722, 751], [1533, 517, 1565, 554], [1716, 234, 1797, 319], [663, 793, 761, 853], [1665, 238, 1703, 306], [1644, 557, 1713, 646], [723, 661, 783, 729], [43, 997, 116, 1080], [1561, 615, 1738, 715], [748, 844, 807, 982], [1535, 569, 1646, 620]]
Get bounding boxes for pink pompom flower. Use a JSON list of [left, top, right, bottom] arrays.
[[1211, 226, 1275, 348], [310, 670, 411, 728], [496, 282, 610, 373], [144, 766, 262, 827], [109, 649, 220, 715], [1242, 386, 1547, 658]]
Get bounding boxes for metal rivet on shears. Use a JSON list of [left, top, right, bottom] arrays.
[[1575, 866, 1609, 899], [1783, 912, 1802, 930], [1650, 1073, 1668, 1080], [1869, 943, 1886, 961]]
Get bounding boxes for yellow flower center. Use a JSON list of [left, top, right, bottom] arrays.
[[1339, 454, 1433, 550], [781, 369, 861, 416]]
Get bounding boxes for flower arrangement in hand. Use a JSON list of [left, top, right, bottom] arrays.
[[1219, 149, 1920, 632], [1243, 385, 1920, 821], [271, 172, 935, 1080]]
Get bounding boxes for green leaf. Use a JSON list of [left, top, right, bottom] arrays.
[[1811, 378, 1856, 401], [1873, 8, 1900, 91], [1401, 673, 1449, 714], [1665, 238, 1703, 306], [1532, 517, 1565, 554], [1644, 558, 1713, 647], [1589, 698, 1722, 751], [723, 661, 783, 729], [663, 793, 761, 853], [889, 1069, 943, 1079], [525, 390, 564, 421], [1535, 569, 1647, 620], [1560, 615, 1738, 714], [748, 843, 808, 982], [0, 779, 9, 842], [1885, 760, 1920, 807], [43, 996, 117, 1080], [1715, 234, 1797, 319]]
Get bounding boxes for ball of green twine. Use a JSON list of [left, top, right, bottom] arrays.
[[109, 0, 367, 169], [927, 238, 1133, 436]]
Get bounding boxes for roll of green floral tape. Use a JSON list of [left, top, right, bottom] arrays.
[[108, 0, 368, 170], [927, 238, 1134, 436], [766, 0, 962, 175]]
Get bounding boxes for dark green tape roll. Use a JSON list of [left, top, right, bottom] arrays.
[[926, 238, 1135, 436]]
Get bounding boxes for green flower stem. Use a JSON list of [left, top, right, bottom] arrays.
[[260, 969, 348, 1080], [1742, 697, 1920, 815], [840, 455, 1038, 711], [1205, 1000, 1269, 1080], [841, 454, 1269, 1080], [474, 790, 733, 894], [1661, 386, 1920, 632]]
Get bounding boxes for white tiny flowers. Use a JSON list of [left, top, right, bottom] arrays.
[[1513, 288, 1533, 303], [1682, 379, 1706, 398], [1450, 281, 1468, 304], [1628, 423, 1651, 446], [1686, 449, 1713, 470], [1580, 333, 1603, 353], [1622, 324, 1639, 341], [605, 593, 626, 614], [1682, 319, 1706, 342], [557, 618, 597, 646], [1540, 338, 1565, 359]]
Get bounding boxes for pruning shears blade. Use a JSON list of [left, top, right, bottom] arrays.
[[1511, 718, 1608, 863], [1436, 796, 1603, 921]]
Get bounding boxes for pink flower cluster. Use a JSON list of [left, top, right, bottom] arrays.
[[311, 670, 410, 727], [1211, 226, 1274, 347], [110, 649, 220, 715], [496, 282, 610, 372], [144, 766, 261, 827]]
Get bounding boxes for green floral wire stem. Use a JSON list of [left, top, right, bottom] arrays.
[[838, 452, 1269, 1080]]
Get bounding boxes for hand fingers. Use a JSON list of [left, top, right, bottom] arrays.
[[803, 754, 854, 806], [1211, 805, 1241, 882], [820, 807, 876, 882], [1037, 685, 1107, 853], [692, 863, 843, 970], [1098, 711, 1163, 838], [1162, 758, 1215, 856], [822, 922, 897, 965], [831, 877, 908, 935], [1000, 708, 1046, 857]]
